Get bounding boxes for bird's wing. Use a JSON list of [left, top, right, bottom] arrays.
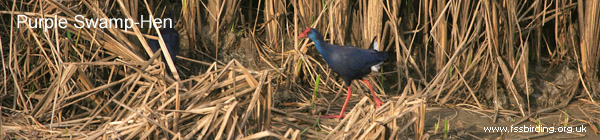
[[328, 46, 385, 73]]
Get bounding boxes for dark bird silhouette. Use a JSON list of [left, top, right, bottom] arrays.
[[298, 28, 387, 119], [148, 10, 179, 65]]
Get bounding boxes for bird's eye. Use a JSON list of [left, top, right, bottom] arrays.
[[308, 31, 312, 34]]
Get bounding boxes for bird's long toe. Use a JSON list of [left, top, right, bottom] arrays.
[[374, 100, 383, 109]]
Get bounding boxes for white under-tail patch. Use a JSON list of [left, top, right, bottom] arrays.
[[372, 40, 379, 51], [371, 40, 382, 72], [371, 62, 382, 72]]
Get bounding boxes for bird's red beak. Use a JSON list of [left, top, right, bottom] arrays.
[[297, 33, 306, 39], [297, 28, 311, 39]]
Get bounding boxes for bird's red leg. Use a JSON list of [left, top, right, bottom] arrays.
[[322, 86, 352, 119], [361, 79, 383, 109]]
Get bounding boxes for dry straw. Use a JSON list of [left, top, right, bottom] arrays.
[[1, 0, 599, 139]]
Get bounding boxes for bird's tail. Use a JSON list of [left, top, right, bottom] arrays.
[[368, 37, 387, 72], [371, 53, 386, 72], [368, 37, 380, 51]]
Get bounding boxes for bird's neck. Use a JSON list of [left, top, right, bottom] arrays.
[[313, 38, 330, 58]]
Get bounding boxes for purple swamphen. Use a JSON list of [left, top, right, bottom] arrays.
[[298, 28, 387, 119], [148, 11, 179, 64]]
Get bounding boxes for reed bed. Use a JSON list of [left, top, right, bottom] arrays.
[[1, 0, 599, 139]]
